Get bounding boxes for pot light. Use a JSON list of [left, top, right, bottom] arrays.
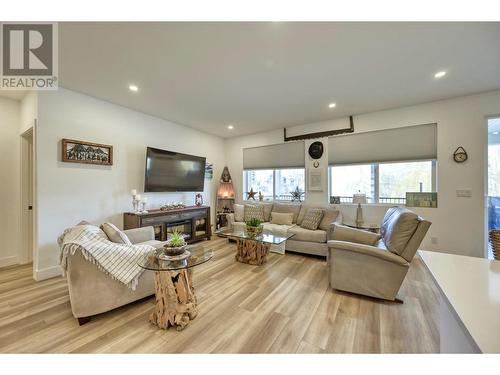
[[328, 103, 337, 109], [227, 125, 234, 130], [129, 84, 139, 92], [434, 71, 446, 79]]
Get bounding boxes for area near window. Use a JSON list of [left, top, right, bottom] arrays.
[[243, 168, 305, 201], [329, 160, 437, 204]]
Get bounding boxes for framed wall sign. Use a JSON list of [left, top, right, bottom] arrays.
[[62, 138, 113, 166], [308, 170, 323, 191], [406, 192, 438, 208]]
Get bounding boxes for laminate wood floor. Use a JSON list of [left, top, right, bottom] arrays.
[[0, 237, 440, 353]]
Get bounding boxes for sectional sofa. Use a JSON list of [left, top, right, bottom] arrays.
[[226, 202, 342, 256]]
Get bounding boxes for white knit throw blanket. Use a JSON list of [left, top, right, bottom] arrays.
[[59, 225, 155, 290]]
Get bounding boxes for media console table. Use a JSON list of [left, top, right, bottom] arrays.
[[124, 206, 211, 243]]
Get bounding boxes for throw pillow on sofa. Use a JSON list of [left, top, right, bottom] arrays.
[[101, 222, 132, 245], [318, 208, 340, 231], [300, 208, 324, 230], [244, 204, 265, 222], [233, 204, 245, 222], [270, 212, 294, 225]]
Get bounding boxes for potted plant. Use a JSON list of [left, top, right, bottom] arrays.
[[164, 229, 187, 256], [245, 217, 263, 237]]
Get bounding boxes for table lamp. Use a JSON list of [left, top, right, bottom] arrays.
[[352, 193, 367, 227]]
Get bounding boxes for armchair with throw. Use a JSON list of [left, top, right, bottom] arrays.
[[327, 207, 431, 302]]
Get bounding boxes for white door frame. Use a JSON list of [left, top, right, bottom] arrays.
[[19, 120, 37, 269]]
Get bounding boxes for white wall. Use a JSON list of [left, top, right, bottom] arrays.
[[225, 90, 500, 258], [20, 91, 38, 133], [0, 97, 21, 267], [35, 88, 225, 278]]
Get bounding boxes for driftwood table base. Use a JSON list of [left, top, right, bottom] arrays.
[[150, 269, 198, 331], [235, 239, 271, 265]]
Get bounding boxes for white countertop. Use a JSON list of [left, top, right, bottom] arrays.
[[419, 250, 500, 353]]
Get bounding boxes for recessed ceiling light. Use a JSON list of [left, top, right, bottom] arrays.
[[129, 84, 139, 92], [328, 103, 337, 108], [227, 125, 234, 130], [493, 131, 499, 135], [434, 71, 447, 79]]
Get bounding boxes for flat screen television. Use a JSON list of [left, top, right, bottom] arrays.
[[144, 147, 206, 192]]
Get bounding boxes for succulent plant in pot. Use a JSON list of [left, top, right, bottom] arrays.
[[245, 217, 263, 237], [164, 229, 187, 256]]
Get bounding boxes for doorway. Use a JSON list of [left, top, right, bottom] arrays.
[[487, 117, 500, 260], [20, 126, 35, 265]]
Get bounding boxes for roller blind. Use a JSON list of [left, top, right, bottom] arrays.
[[243, 141, 305, 170], [328, 123, 437, 165]]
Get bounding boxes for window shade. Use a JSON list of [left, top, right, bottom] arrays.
[[243, 141, 305, 170], [328, 123, 437, 165]]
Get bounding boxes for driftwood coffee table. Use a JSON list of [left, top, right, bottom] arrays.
[[137, 245, 213, 331], [216, 228, 294, 265]]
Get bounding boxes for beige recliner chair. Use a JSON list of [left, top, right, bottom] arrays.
[[327, 207, 431, 301]]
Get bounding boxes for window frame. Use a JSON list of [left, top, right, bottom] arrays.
[[328, 159, 437, 205], [243, 167, 306, 202]]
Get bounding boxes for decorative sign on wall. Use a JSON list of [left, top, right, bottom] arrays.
[[406, 192, 438, 208], [205, 162, 214, 179], [61, 138, 113, 166], [308, 170, 323, 191]]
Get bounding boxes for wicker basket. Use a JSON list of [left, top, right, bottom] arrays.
[[489, 230, 500, 260]]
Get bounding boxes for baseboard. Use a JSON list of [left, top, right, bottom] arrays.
[[34, 265, 62, 281], [0, 255, 18, 268]]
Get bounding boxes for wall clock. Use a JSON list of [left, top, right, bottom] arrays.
[[453, 146, 468, 163], [308, 141, 324, 159]]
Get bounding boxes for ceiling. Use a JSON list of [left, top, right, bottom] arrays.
[[22, 23, 500, 137]]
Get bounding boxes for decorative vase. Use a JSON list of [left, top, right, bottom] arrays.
[[246, 224, 263, 237], [163, 244, 187, 256]]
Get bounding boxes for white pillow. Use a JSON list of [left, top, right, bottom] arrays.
[[101, 222, 132, 245], [233, 204, 244, 222], [270, 212, 294, 226]]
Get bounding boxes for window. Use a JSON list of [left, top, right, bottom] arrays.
[[329, 160, 436, 204], [243, 168, 305, 201], [330, 164, 375, 203]]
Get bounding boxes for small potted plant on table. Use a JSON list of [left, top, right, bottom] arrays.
[[164, 229, 187, 256], [246, 218, 263, 237]]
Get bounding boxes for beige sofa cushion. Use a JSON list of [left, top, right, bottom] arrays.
[[101, 222, 132, 245], [380, 207, 420, 256], [297, 205, 320, 225], [234, 204, 244, 222], [270, 212, 294, 225], [300, 208, 324, 230], [318, 208, 340, 231], [272, 203, 301, 223], [288, 226, 327, 243], [244, 204, 265, 221]]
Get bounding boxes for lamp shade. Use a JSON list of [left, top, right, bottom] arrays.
[[352, 193, 367, 204]]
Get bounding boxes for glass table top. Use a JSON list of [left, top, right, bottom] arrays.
[[215, 228, 295, 245], [137, 244, 213, 272]]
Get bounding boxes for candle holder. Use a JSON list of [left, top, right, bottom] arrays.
[[132, 195, 139, 212], [141, 200, 148, 213]]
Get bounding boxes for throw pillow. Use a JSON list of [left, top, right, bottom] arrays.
[[300, 208, 324, 231], [318, 208, 340, 231], [270, 212, 294, 225], [101, 222, 132, 245], [233, 204, 245, 222], [244, 204, 265, 222]]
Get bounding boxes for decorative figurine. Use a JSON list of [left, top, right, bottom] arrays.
[[290, 186, 305, 202], [258, 191, 264, 201], [246, 188, 257, 200], [195, 193, 204, 206]]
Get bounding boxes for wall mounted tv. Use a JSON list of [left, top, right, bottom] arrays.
[[144, 147, 206, 192]]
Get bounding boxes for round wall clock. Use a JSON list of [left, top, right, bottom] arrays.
[[308, 141, 324, 159], [453, 146, 468, 163]]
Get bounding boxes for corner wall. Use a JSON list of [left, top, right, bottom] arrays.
[[225, 90, 500, 258], [0, 97, 21, 267], [35, 88, 225, 278]]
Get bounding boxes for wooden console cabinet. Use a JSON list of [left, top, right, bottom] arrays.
[[124, 206, 211, 243]]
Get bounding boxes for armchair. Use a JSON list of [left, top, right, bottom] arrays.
[[327, 207, 431, 301]]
